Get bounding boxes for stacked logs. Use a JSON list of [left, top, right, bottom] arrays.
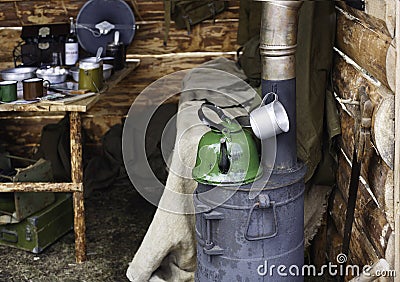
[[313, 2, 396, 277]]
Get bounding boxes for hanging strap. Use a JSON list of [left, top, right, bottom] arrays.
[[339, 87, 373, 281], [164, 0, 172, 46]]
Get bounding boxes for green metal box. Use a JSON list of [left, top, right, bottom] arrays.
[[0, 193, 73, 253], [0, 157, 55, 224]]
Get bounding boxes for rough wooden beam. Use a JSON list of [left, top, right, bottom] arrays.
[[0, 182, 82, 192], [335, 3, 395, 92], [333, 54, 395, 169], [338, 110, 395, 228], [70, 112, 86, 263]]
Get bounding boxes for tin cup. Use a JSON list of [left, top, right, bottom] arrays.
[[0, 80, 18, 102], [250, 92, 289, 140], [22, 78, 50, 101], [106, 42, 125, 71]]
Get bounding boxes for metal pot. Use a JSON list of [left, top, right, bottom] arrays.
[[78, 59, 103, 92], [0, 67, 37, 81], [71, 64, 113, 82], [192, 103, 262, 185]]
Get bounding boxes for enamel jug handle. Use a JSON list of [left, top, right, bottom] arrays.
[[198, 103, 230, 131]]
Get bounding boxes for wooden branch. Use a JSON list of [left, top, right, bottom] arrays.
[[70, 112, 82, 183], [0, 182, 82, 192], [69, 111, 86, 263], [335, 3, 395, 92], [73, 191, 86, 263]]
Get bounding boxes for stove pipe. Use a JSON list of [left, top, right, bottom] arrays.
[[258, 0, 303, 170], [193, 2, 306, 281]]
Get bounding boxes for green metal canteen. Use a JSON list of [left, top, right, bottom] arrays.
[[192, 103, 262, 185]]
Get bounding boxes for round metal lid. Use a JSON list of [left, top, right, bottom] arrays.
[[76, 0, 136, 56]]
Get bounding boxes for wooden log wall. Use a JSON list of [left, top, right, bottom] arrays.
[[0, 0, 239, 67], [320, 1, 396, 277], [1, 1, 397, 274], [0, 0, 240, 157]]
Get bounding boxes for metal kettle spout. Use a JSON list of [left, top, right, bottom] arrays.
[[218, 138, 230, 174]]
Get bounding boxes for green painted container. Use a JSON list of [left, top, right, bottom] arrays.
[[192, 103, 262, 185], [78, 59, 103, 92], [0, 157, 55, 224], [0, 193, 73, 253]]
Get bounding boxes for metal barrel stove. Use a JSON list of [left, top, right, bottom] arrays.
[[194, 165, 306, 281], [194, 1, 306, 281]]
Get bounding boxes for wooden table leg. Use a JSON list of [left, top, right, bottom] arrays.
[[70, 112, 86, 263]]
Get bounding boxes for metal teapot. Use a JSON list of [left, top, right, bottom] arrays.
[[192, 103, 262, 185]]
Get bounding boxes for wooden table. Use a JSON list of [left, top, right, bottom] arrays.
[[0, 95, 98, 263], [0, 61, 140, 262]]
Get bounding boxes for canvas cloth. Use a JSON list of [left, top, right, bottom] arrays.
[[126, 58, 333, 281]]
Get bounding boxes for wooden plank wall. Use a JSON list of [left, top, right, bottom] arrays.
[[0, 0, 240, 156], [313, 1, 396, 276]]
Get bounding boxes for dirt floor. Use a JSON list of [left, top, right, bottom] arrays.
[[0, 99, 336, 281], [0, 184, 338, 282], [0, 183, 156, 282], [0, 183, 337, 282]]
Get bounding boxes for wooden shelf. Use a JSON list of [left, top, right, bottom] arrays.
[[0, 95, 99, 113], [0, 61, 140, 113]]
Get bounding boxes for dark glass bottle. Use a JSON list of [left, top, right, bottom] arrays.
[[65, 17, 79, 66]]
